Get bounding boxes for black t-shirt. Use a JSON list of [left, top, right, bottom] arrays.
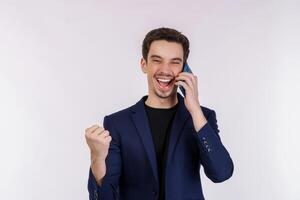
[[144, 101, 178, 200]]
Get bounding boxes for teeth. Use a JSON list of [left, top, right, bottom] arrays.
[[157, 79, 172, 83]]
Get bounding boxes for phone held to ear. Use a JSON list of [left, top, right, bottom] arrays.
[[179, 63, 193, 97]]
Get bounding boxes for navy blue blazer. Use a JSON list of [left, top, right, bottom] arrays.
[[88, 93, 233, 200]]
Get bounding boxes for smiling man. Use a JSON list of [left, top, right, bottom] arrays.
[[85, 27, 234, 200]]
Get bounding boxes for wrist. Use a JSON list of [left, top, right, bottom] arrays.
[[190, 107, 207, 132], [91, 161, 106, 185], [190, 105, 202, 118], [91, 152, 106, 163]]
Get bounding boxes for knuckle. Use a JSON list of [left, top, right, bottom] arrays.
[[97, 128, 104, 133], [91, 124, 98, 129], [86, 132, 92, 138], [101, 131, 109, 136], [85, 128, 92, 134]]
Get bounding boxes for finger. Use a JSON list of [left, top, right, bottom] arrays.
[[180, 72, 197, 86], [181, 73, 198, 92], [99, 130, 110, 137], [194, 75, 198, 91], [194, 75, 198, 84], [176, 75, 194, 90], [85, 126, 100, 139], [92, 127, 106, 135], [180, 72, 195, 79], [175, 80, 191, 93], [105, 136, 112, 142], [190, 74, 197, 86], [180, 72, 197, 82], [86, 125, 100, 134]]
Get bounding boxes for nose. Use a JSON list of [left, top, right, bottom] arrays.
[[160, 62, 172, 72], [156, 64, 174, 78]]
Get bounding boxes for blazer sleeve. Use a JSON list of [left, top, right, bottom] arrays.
[[197, 109, 234, 183], [88, 115, 122, 200]]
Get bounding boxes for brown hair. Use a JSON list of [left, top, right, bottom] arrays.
[[142, 27, 190, 64]]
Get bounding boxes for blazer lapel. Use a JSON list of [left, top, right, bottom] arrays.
[[166, 93, 190, 168], [130, 94, 190, 184], [131, 97, 159, 183]]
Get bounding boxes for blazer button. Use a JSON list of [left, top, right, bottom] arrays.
[[152, 191, 157, 196]]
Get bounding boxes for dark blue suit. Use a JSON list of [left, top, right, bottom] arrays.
[[88, 93, 233, 200]]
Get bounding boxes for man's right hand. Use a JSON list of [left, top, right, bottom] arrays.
[[85, 124, 112, 184]]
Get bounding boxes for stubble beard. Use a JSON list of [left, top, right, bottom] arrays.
[[154, 85, 177, 99]]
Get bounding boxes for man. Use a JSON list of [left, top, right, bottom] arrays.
[[85, 27, 234, 200]]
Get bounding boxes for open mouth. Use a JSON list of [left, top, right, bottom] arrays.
[[156, 77, 174, 89]]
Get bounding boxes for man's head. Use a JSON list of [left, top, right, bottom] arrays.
[[142, 27, 190, 64], [141, 27, 190, 100]]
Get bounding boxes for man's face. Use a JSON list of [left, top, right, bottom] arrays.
[[141, 40, 184, 99]]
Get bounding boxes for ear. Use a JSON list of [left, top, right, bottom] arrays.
[[140, 58, 147, 74]]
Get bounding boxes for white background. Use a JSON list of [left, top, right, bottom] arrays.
[[1, 0, 299, 199]]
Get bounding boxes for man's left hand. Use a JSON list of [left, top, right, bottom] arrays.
[[175, 72, 207, 132]]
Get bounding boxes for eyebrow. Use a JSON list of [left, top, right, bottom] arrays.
[[150, 55, 183, 62], [150, 55, 162, 59], [171, 58, 183, 62]]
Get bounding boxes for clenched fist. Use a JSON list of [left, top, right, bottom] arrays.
[[85, 124, 112, 183], [85, 124, 112, 161]]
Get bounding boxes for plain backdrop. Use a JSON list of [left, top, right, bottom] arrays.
[[1, 0, 299, 199]]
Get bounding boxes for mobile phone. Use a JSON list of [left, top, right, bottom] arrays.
[[179, 63, 193, 97]]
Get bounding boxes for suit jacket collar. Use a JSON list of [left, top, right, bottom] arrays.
[[130, 93, 190, 184]]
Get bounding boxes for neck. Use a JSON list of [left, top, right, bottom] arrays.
[[145, 93, 178, 108]]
